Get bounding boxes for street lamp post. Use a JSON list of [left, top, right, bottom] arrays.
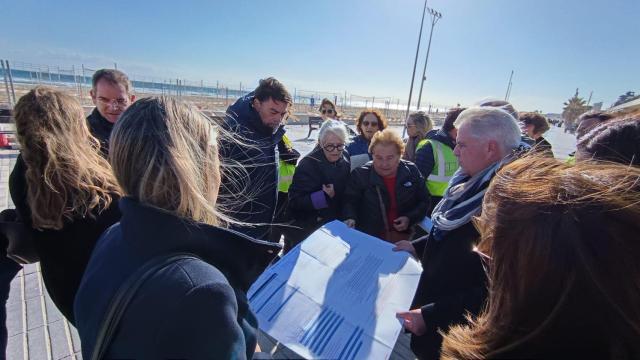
[[416, 7, 442, 111], [404, 0, 429, 130]]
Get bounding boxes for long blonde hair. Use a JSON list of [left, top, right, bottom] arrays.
[[109, 96, 224, 225], [13, 86, 120, 230]]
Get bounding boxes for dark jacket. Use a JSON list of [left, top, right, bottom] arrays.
[[345, 134, 371, 170], [287, 146, 350, 243], [9, 154, 121, 324], [342, 160, 430, 238], [219, 92, 286, 240], [74, 198, 281, 359], [532, 136, 554, 157], [415, 129, 456, 180], [409, 222, 488, 360], [87, 108, 114, 156]]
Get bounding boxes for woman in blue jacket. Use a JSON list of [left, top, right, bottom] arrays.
[[346, 109, 388, 170], [74, 97, 281, 359]]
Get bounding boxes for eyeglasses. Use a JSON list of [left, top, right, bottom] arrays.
[[322, 143, 345, 152], [362, 121, 378, 127], [321, 109, 335, 115], [97, 97, 129, 109]]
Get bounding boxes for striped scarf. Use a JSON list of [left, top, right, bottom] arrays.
[[430, 160, 503, 241]]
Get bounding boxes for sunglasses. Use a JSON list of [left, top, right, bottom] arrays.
[[321, 109, 335, 114], [362, 121, 379, 127], [322, 143, 345, 152]]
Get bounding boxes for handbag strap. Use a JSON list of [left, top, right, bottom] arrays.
[[375, 186, 391, 239], [90, 253, 201, 360]]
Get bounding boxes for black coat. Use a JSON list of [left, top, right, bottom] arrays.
[[287, 146, 350, 242], [409, 221, 488, 360], [342, 160, 430, 238], [87, 108, 114, 156], [219, 92, 286, 240], [74, 198, 281, 359], [9, 154, 121, 324]]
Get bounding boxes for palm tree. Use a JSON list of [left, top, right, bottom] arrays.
[[562, 88, 590, 128]]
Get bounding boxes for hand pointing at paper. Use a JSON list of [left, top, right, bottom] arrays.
[[396, 308, 426, 336]]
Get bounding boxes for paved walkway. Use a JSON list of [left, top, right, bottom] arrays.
[[0, 151, 415, 359]]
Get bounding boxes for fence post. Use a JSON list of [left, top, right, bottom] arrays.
[[5, 61, 16, 104], [1, 60, 13, 107]]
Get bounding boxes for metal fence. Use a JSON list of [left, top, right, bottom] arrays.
[[1, 59, 454, 123]]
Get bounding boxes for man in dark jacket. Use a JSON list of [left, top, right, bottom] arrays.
[[395, 107, 523, 359], [87, 69, 135, 155], [219, 78, 292, 240]]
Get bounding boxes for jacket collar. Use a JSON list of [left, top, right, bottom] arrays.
[[366, 160, 414, 187], [227, 91, 285, 138], [118, 197, 281, 290], [88, 108, 114, 130]]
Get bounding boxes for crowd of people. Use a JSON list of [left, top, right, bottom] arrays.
[[0, 68, 638, 359]]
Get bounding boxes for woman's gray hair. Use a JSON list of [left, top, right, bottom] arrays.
[[318, 119, 350, 145], [454, 107, 521, 155]]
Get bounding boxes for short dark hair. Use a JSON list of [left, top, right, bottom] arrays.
[[92, 69, 132, 93], [443, 107, 466, 132], [519, 112, 550, 134], [254, 77, 292, 106]]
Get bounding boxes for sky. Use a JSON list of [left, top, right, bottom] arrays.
[[2, 0, 638, 113]]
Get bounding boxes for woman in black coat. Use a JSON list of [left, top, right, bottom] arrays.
[[287, 120, 351, 250], [9, 87, 121, 324], [74, 97, 281, 359], [343, 129, 430, 242]]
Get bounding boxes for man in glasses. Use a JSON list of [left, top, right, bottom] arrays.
[[220, 77, 292, 241], [88, 69, 136, 155]]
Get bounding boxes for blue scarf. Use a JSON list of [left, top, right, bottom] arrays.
[[430, 161, 502, 241]]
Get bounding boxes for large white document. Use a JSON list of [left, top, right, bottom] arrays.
[[248, 220, 422, 359]]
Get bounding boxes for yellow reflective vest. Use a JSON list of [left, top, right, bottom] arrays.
[[278, 160, 296, 193], [416, 139, 459, 196]]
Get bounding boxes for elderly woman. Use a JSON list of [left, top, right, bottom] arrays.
[[403, 111, 433, 162], [441, 158, 640, 358], [519, 112, 553, 156], [343, 129, 429, 242], [346, 109, 388, 170], [74, 97, 280, 359], [287, 120, 351, 250]]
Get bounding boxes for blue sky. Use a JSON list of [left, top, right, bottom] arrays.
[[2, 0, 638, 113]]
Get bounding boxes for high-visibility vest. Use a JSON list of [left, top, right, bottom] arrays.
[[278, 160, 296, 193], [416, 139, 458, 196], [565, 154, 576, 165]]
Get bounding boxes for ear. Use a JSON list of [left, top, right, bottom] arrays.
[[129, 94, 136, 103], [90, 89, 97, 104]]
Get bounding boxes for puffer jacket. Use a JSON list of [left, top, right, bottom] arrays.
[[342, 160, 430, 238]]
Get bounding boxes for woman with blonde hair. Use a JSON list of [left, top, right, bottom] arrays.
[[441, 157, 640, 359], [343, 129, 429, 242], [9, 86, 121, 323], [74, 97, 281, 359], [403, 111, 433, 162]]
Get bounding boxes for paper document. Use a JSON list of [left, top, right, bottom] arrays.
[[248, 221, 422, 360]]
